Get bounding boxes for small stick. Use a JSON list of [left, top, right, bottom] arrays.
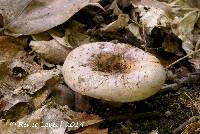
[[166, 49, 200, 69], [172, 116, 200, 134], [158, 83, 178, 95]]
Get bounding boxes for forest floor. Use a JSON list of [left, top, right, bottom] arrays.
[[0, 0, 200, 134]]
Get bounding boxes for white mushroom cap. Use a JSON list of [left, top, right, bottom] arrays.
[[62, 42, 166, 102]]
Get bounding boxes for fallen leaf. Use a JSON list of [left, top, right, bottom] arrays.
[[30, 39, 72, 64], [131, 0, 174, 19], [172, 10, 200, 54], [0, 0, 102, 35], [48, 29, 70, 47], [0, 36, 27, 97], [126, 23, 142, 40], [0, 104, 103, 134], [109, 0, 123, 16], [53, 84, 75, 108], [9, 60, 28, 78], [138, 5, 171, 33], [32, 32, 52, 41], [0, 106, 66, 134], [64, 20, 91, 47], [162, 34, 183, 56], [101, 14, 130, 32], [1, 96, 32, 121], [15, 69, 61, 95]]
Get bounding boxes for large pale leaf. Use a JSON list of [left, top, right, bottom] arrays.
[[0, 0, 101, 35], [172, 10, 200, 54]]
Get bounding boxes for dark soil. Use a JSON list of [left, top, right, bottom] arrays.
[[89, 71, 200, 134]]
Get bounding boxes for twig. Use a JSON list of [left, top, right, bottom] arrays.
[[172, 116, 200, 134], [166, 49, 200, 69], [158, 73, 200, 95], [158, 83, 178, 95]]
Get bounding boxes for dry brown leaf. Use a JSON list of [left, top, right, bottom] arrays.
[[173, 10, 200, 54], [0, 104, 103, 134], [126, 23, 142, 40], [101, 14, 130, 32], [32, 32, 52, 41], [0, 0, 102, 35], [0, 36, 27, 98], [138, 5, 171, 33], [48, 29, 69, 47], [0, 36, 45, 121], [117, 0, 131, 8], [131, 0, 174, 19], [169, 0, 200, 54], [0, 36, 23, 62], [0, 106, 66, 134], [162, 34, 183, 56], [53, 84, 75, 108], [109, 0, 123, 16], [30, 39, 72, 64], [64, 20, 91, 48], [15, 69, 61, 95]]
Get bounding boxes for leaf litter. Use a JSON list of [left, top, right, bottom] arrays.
[[0, 0, 200, 133]]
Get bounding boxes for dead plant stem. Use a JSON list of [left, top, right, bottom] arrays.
[[166, 49, 200, 69]]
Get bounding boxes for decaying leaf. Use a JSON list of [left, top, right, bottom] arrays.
[[138, 5, 171, 33], [47, 21, 91, 48], [101, 14, 130, 32], [0, 105, 67, 134], [1, 95, 32, 121], [14, 69, 61, 95], [9, 60, 28, 78], [48, 29, 70, 47], [30, 20, 91, 64], [131, 0, 174, 19], [64, 20, 91, 47], [0, 104, 103, 134], [109, 0, 123, 16], [30, 40, 72, 64], [0, 0, 102, 35], [0, 36, 23, 63], [172, 10, 200, 54], [53, 84, 75, 108], [32, 90, 49, 109], [0, 36, 44, 120], [0, 36, 27, 96], [32, 32, 52, 41], [126, 23, 142, 40], [162, 34, 183, 56]]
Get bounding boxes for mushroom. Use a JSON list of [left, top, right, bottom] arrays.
[[62, 42, 166, 102]]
